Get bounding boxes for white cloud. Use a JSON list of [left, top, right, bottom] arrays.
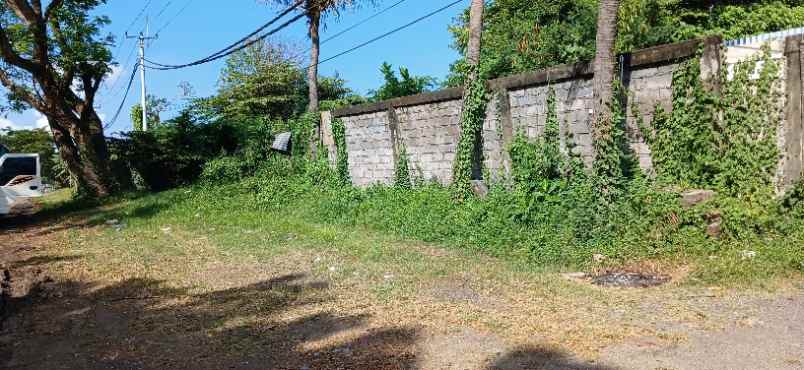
[[0, 117, 16, 130], [1, 117, 36, 131], [105, 65, 123, 86], [0, 113, 49, 131], [34, 112, 49, 129]]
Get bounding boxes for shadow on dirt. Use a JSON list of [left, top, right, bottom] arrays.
[[10, 255, 83, 269], [1, 271, 419, 370], [0, 195, 171, 238], [487, 346, 617, 370]]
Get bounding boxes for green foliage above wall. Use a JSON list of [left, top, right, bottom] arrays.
[[368, 62, 438, 102], [447, 0, 804, 85], [213, 41, 307, 121]]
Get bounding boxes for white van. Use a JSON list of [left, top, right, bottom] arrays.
[[0, 144, 43, 215]]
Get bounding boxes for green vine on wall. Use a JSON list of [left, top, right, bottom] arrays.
[[330, 117, 350, 184], [509, 87, 563, 190], [508, 87, 589, 193], [287, 112, 320, 158], [593, 83, 640, 193], [639, 45, 782, 201], [453, 64, 489, 198], [394, 145, 411, 189]]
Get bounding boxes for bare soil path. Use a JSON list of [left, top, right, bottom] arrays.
[[1, 208, 802, 370]]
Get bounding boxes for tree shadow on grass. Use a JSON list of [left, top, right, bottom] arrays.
[[1, 272, 419, 370], [1, 199, 173, 236]]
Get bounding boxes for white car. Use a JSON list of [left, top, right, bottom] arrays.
[[0, 144, 43, 215]]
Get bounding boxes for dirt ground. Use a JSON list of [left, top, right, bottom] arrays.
[[1, 212, 803, 370]]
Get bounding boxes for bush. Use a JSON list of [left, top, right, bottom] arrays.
[[200, 156, 248, 185], [117, 113, 240, 191]]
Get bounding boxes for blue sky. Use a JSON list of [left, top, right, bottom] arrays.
[[1, 0, 467, 134]]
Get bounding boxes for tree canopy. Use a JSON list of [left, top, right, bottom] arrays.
[[368, 62, 437, 102], [447, 0, 804, 84], [0, 0, 117, 197], [131, 95, 170, 131]]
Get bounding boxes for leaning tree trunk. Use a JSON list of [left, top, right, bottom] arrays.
[[47, 108, 116, 197], [591, 0, 620, 139], [307, 9, 321, 158]]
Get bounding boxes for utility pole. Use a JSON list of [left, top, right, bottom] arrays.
[[126, 20, 157, 131]]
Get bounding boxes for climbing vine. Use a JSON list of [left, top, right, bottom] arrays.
[[394, 145, 411, 189], [452, 64, 489, 198], [509, 87, 565, 193], [330, 117, 350, 184], [593, 83, 640, 193], [288, 112, 320, 158], [639, 46, 782, 200]]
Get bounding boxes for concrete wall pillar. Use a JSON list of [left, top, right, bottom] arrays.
[[780, 35, 804, 190], [700, 35, 723, 94], [320, 111, 337, 166]]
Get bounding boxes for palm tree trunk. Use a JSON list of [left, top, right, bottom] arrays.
[[307, 9, 321, 158], [453, 0, 485, 191], [464, 0, 484, 82], [307, 10, 321, 113], [592, 0, 620, 140]]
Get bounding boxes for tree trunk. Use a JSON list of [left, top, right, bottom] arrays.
[[465, 0, 485, 76], [307, 9, 321, 158], [591, 0, 620, 142], [453, 0, 485, 192], [307, 10, 320, 113], [48, 110, 116, 197]]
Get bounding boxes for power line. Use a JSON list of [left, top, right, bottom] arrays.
[[309, 0, 408, 54], [147, 13, 306, 70], [105, 44, 139, 100], [287, 0, 409, 61], [124, 0, 154, 36], [154, 0, 173, 21], [145, 1, 306, 70], [312, 0, 465, 68], [104, 63, 140, 130], [149, 0, 304, 67], [154, 0, 195, 36], [111, 0, 155, 68]]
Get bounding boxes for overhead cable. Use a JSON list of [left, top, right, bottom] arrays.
[[146, 0, 305, 69], [312, 0, 465, 68]]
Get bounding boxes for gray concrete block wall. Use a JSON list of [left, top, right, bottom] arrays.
[[722, 37, 797, 191], [325, 36, 802, 190], [482, 93, 506, 178], [342, 111, 395, 187], [394, 100, 463, 184], [332, 64, 678, 186], [507, 79, 595, 164], [625, 63, 677, 171]]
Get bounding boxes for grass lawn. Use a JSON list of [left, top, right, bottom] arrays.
[[1, 186, 802, 369]]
